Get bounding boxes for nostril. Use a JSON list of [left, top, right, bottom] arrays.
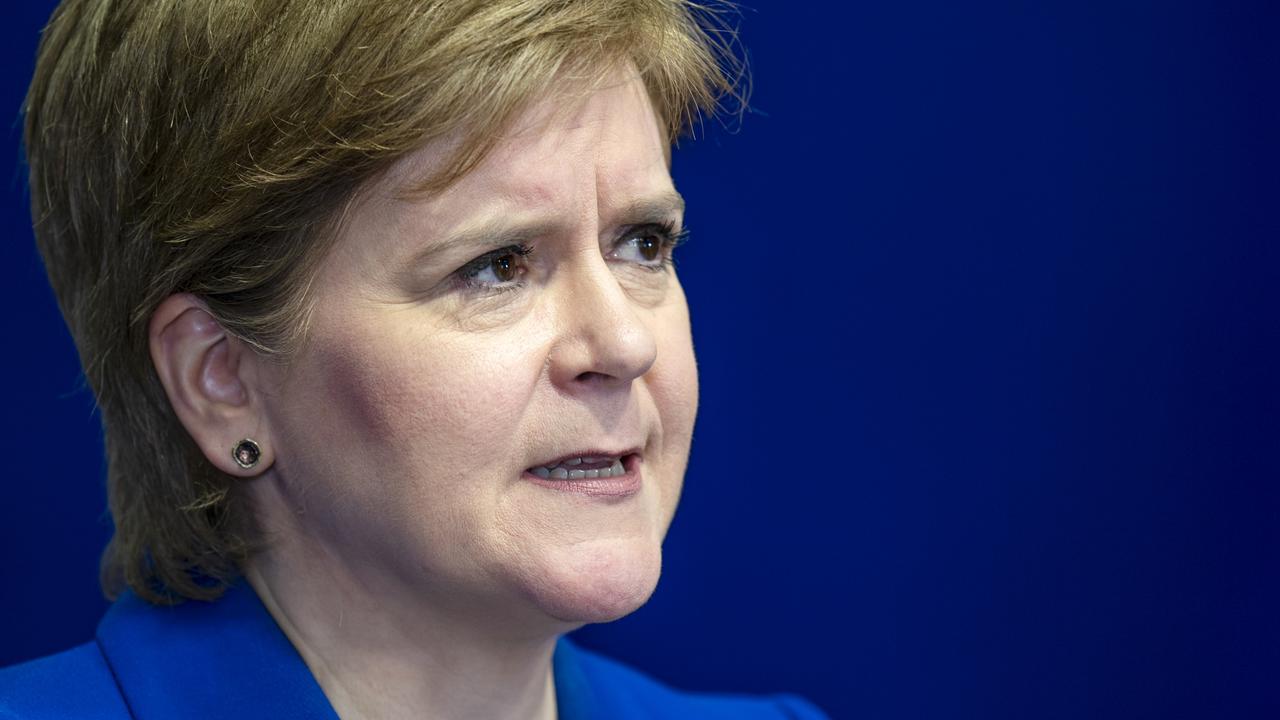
[[574, 370, 612, 383]]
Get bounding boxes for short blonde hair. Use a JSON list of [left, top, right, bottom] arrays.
[[24, 0, 742, 604]]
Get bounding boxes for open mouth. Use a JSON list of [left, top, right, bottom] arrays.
[[525, 451, 639, 480]]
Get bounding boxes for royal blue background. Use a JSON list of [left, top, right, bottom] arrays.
[[3, 2, 1277, 718]]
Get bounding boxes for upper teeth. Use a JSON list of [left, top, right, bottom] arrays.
[[531, 456, 626, 480]]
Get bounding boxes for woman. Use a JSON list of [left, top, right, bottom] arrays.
[[0, 0, 829, 718]]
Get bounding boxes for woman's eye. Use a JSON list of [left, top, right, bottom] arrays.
[[636, 235, 663, 262], [611, 224, 687, 269], [456, 244, 531, 291], [488, 253, 519, 282]]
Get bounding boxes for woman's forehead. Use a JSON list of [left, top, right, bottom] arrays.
[[332, 71, 678, 275], [378, 73, 672, 227]]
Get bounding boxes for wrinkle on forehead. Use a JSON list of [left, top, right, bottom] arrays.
[[386, 64, 668, 210], [470, 82, 663, 206]]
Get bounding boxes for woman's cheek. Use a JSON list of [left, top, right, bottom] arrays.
[[645, 299, 698, 507], [655, 292, 699, 426]]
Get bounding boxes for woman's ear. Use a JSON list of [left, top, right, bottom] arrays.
[[149, 293, 275, 477]]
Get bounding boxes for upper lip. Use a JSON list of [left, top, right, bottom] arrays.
[[527, 446, 643, 469]]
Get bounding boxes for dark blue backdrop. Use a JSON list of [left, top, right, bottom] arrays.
[[3, 2, 1277, 718]]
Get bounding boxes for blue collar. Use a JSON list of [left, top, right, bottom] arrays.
[[95, 581, 597, 720]]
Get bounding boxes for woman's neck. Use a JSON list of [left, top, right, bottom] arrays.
[[243, 542, 562, 720]]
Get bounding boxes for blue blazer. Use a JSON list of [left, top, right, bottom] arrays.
[[0, 582, 829, 719]]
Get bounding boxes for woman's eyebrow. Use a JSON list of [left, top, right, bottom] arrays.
[[402, 217, 561, 271], [402, 190, 686, 271], [614, 191, 686, 225]]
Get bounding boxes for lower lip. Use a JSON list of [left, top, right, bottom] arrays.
[[522, 455, 643, 498]]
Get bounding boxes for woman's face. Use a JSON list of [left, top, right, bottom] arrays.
[[250, 70, 697, 631]]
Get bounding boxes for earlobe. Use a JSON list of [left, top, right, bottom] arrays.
[[149, 293, 273, 477]]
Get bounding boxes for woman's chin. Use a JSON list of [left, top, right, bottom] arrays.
[[516, 537, 664, 624]]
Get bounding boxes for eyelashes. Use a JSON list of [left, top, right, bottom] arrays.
[[619, 221, 690, 272], [455, 243, 534, 294], [452, 223, 689, 295]]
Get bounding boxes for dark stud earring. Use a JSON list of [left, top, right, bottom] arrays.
[[233, 438, 262, 470]]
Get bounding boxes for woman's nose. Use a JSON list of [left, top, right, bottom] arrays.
[[547, 256, 657, 390]]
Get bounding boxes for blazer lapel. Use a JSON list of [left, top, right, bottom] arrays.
[[95, 581, 340, 720]]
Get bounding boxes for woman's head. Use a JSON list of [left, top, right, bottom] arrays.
[[25, 0, 738, 606]]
